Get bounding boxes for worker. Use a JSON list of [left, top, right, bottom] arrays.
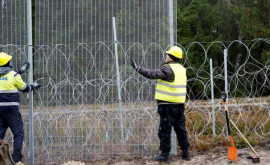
[[130, 46, 191, 162], [0, 52, 41, 165]]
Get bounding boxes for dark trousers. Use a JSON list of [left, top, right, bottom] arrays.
[[0, 110, 24, 163], [157, 104, 190, 154]]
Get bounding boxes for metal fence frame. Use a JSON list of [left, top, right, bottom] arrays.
[[1, 0, 270, 164]]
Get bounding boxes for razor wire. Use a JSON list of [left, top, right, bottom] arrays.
[[1, 39, 270, 164]]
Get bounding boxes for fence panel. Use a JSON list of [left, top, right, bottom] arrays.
[[1, 0, 270, 164], [1, 40, 270, 164]]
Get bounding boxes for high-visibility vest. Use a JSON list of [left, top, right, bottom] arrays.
[[0, 70, 26, 113], [155, 63, 186, 103]]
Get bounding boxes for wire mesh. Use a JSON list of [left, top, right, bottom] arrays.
[[0, 0, 27, 45], [1, 39, 270, 164], [1, 0, 270, 164]]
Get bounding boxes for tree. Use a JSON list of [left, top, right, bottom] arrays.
[[177, 0, 270, 98]]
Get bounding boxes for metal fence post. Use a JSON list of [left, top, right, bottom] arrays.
[[27, 0, 34, 164], [169, 0, 174, 46], [112, 17, 124, 149], [210, 59, 215, 136], [169, 0, 177, 155]]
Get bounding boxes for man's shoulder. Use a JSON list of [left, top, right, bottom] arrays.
[[162, 62, 182, 68], [1, 70, 15, 76], [9, 71, 18, 77], [6, 70, 22, 79], [161, 64, 172, 71]]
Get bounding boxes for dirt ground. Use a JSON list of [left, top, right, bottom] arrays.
[[62, 146, 270, 165]]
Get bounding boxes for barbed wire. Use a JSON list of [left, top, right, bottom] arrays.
[[0, 39, 269, 164]]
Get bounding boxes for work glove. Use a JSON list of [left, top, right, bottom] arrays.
[[30, 80, 41, 90], [130, 58, 140, 72], [16, 62, 30, 74]]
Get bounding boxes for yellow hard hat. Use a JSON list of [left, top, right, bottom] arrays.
[[166, 46, 183, 59], [0, 52, 12, 66]]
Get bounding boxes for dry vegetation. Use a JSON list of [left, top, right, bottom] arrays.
[[19, 98, 270, 164]]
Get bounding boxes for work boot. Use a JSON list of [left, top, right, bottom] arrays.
[[15, 161, 24, 165], [154, 153, 169, 162], [181, 150, 191, 161]]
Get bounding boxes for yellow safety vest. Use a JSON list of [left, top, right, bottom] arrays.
[[155, 63, 186, 103], [0, 71, 26, 107]]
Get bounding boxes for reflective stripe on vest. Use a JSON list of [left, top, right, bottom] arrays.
[[156, 89, 186, 96], [0, 90, 18, 93], [0, 102, 20, 106], [155, 63, 186, 103], [157, 81, 186, 88]]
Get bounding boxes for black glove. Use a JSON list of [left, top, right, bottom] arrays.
[[30, 80, 41, 90], [130, 58, 140, 72], [16, 62, 30, 74]]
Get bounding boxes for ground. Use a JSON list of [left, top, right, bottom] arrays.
[[62, 146, 270, 165]]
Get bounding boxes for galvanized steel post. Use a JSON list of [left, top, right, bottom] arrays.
[[169, 0, 177, 155], [169, 0, 174, 46], [210, 59, 215, 136], [112, 17, 124, 148], [27, 0, 34, 164]]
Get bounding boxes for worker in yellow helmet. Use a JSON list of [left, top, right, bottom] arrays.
[[0, 52, 41, 165], [130, 46, 190, 162]]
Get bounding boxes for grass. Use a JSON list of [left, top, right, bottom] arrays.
[[14, 98, 270, 163]]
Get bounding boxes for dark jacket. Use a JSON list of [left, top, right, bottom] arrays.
[[138, 61, 176, 82]]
